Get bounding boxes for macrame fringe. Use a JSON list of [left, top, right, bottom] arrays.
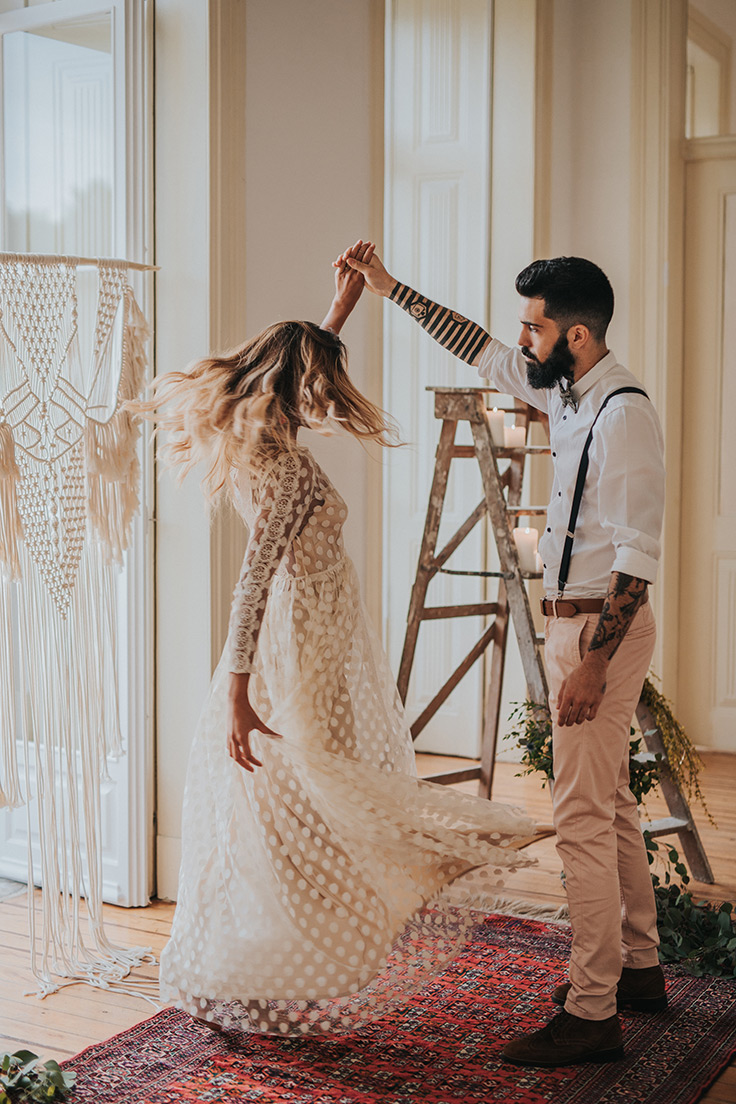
[[0, 578, 21, 809], [86, 295, 150, 565], [0, 421, 23, 581], [0, 260, 152, 996]]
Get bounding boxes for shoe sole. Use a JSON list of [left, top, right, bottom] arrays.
[[552, 993, 668, 1013], [502, 1045, 625, 1068]]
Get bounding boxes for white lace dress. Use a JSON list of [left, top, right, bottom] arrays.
[[159, 445, 534, 1035]]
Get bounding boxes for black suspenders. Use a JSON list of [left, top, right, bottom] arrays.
[[556, 387, 649, 596]]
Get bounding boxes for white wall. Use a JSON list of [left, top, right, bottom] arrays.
[[154, 0, 384, 900], [242, 0, 385, 621], [545, 0, 633, 358]]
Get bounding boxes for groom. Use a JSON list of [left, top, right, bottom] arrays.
[[342, 244, 667, 1068]]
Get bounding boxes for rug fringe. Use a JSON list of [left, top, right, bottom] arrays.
[[478, 895, 570, 923]]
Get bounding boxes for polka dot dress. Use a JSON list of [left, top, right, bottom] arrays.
[[159, 446, 535, 1035]]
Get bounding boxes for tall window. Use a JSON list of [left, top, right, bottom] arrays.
[[0, 0, 152, 907]]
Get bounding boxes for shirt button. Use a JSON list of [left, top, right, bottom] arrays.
[[563, 415, 567, 421], [552, 451, 556, 457], [546, 527, 551, 532], [543, 563, 547, 568], [558, 491, 561, 497]]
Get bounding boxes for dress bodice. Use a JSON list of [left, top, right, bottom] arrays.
[[227, 447, 348, 673]]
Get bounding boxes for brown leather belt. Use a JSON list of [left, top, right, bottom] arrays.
[[541, 593, 648, 618]]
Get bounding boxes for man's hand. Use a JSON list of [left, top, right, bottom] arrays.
[[554, 572, 648, 727], [227, 672, 282, 772], [320, 239, 375, 335], [341, 248, 396, 298], [556, 653, 608, 727]]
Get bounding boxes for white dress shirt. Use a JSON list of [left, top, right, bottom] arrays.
[[477, 341, 665, 598]]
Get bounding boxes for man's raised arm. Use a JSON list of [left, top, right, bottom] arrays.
[[342, 249, 491, 367]]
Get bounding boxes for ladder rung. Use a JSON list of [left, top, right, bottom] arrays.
[[642, 816, 691, 837], [535, 633, 545, 645], [421, 603, 499, 620], [506, 506, 548, 515], [421, 767, 481, 785], [495, 446, 551, 456]]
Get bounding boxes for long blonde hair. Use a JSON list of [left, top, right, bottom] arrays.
[[137, 320, 399, 499]]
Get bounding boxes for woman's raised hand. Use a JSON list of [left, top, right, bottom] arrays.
[[339, 248, 396, 298], [321, 239, 376, 334], [332, 239, 375, 311], [227, 672, 282, 772]]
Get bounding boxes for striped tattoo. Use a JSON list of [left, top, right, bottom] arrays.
[[389, 282, 490, 365]]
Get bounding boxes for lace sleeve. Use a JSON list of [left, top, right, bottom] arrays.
[[227, 451, 316, 674]]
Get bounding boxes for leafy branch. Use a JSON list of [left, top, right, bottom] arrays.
[[0, 1051, 75, 1103]]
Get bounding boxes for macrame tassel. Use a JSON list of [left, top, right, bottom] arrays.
[[86, 293, 150, 564], [0, 421, 23, 581]]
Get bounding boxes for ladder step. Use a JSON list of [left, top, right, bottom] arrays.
[[421, 602, 499, 620], [535, 633, 545, 645], [421, 767, 481, 785], [642, 816, 691, 837], [506, 506, 548, 515]]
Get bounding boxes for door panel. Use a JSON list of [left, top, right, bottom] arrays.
[[680, 152, 736, 749]]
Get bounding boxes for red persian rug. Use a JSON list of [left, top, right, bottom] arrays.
[[66, 914, 736, 1104]]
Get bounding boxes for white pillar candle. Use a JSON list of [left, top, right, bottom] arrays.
[[504, 423, 526, 448], [486, 406, 505, 447], [513, 526, 538, 573]]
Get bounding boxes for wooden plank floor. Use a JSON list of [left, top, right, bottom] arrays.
[[1, 752, 734, 1102]]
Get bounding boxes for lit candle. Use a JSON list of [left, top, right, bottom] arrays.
[[486, 406, 505, 447], [513, 527, 538, 573], [504, 423, 526, 448]]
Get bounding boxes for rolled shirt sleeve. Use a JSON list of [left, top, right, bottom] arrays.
[[591, 402, 665, 585]]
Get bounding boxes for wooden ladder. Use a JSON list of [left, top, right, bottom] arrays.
[[398, 385, 714, 884]]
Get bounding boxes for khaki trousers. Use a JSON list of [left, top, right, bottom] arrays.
[[545, 602, 660, 1021]]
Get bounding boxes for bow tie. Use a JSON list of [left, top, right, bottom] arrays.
[[558, 379, 578, 412]]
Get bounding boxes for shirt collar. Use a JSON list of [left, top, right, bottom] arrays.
[[570, 350, 618, 404]]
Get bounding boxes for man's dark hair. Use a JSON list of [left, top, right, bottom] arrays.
[[515, 257, 614, 342]]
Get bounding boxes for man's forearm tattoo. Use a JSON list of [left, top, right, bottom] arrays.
[[390, 282, 490, 364], [588, 573, 648, 660]]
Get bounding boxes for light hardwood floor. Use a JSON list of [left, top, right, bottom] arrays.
[[1, 753, 735, 1102]]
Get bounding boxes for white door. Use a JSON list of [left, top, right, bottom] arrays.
[[679, 144, 736, 751], [384, 0, 493, 757], [0, 0, 153, 905]]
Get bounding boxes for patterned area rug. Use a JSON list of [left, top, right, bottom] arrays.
[[66, 914, 736, 1104]]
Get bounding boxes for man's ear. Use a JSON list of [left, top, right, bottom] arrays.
[[567, 323, 591, 351]]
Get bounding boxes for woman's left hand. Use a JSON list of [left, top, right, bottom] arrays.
[[227, 672, 282, 772]]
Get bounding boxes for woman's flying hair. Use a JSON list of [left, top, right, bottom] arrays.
[[134, 320, 399, 500]]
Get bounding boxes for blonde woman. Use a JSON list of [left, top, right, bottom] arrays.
[[148, 241, 534, 1037]]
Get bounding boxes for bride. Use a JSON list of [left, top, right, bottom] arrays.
[[143, 239, 536, 1036]]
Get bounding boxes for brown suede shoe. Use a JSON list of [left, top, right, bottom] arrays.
[[551, 964, 668, 1013], [501, 1009, 624, 1067]]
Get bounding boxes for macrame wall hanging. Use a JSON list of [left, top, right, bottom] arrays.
[[0, 252, 155, 998]]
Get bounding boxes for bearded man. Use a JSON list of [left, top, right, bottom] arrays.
[[343, 248, 667, 1067]]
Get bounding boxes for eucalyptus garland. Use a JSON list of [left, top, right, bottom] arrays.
[[640, 677, 713, 824], [505, 685, 735, 977], [0, 1051, 74, 1103]]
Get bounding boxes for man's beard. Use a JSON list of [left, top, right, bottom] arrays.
[[521, 332, 575, 390]]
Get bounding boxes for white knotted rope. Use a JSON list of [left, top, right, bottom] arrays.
[[0, 255, 158, 998]]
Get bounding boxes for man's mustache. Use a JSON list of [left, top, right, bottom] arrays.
[[520, 346, 539, 363]]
